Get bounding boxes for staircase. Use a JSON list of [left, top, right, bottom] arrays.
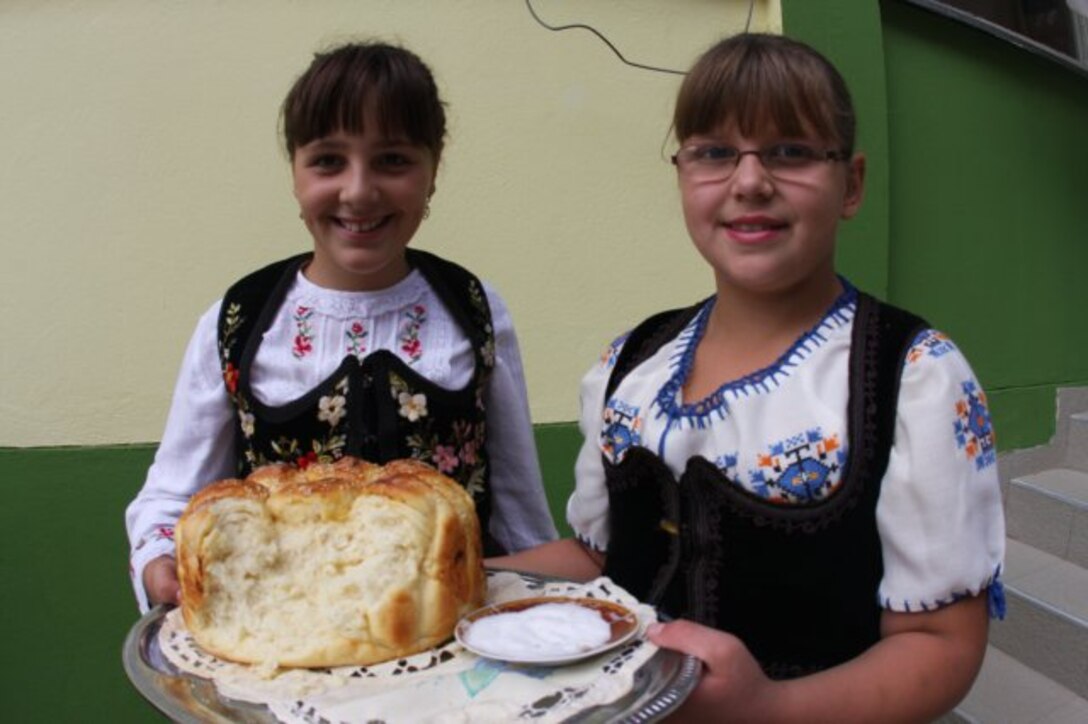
[[947, 387, 1088, 723]]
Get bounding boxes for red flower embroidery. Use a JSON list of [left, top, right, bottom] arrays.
[[399, 305, 427, 363], [293, 335, 313, 357], [293, 305, 315, 359], [223, 363, 239, 394], [345, 319, 368, 358]]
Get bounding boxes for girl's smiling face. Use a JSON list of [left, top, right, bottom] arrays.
[[293, 119, 436, 292], [677, 124, 865, 300]]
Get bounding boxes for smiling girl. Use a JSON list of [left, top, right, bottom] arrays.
[[126, 42, 557, 612], [491, 33, 1005, 722]]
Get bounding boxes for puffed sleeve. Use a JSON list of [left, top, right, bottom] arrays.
[[124, 301, 237, 612], [876, 329, 1005, 614], [481, 285, 558, 551], [566, 332, 630, 552]]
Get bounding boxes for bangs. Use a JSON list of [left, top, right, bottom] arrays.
[[674, 34, 855, 153], [282, 44, 446, 158]]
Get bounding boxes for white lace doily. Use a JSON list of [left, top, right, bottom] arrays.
[[157, 572, 660, 723]]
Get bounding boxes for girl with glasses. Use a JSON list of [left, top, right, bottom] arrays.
[[126, 42, 557, 613], [491, 33, 1004, 721]]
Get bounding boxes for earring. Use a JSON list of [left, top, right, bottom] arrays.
[[423, 202, 431, 220]]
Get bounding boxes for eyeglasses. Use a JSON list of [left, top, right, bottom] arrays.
[[671, 143, 850, 183]]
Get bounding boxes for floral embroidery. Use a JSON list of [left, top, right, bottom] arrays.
[[749, 428, 846, 503], [480, 324, 496, 368], [221, 303, 243, 350], [318, 394, 347, 427], [399, 304, 427, 363], [398, 391, 428, 421], [394, 365, 487, 498], [223, 362, 239, 395], [238, 409, 255, 438], [134, 526, 174, 553], [345, 320, 368, 359], [453, 420, 483, 468], [433, 444, 460, 474], [954, 380, 996, 470], [907, 329, 957, 364], [600, 399, 642, 463], [220, 302, 244, 395], [267, 433, 346, 469], [467, 279, 487, 317], [292, 305, 315, 359]]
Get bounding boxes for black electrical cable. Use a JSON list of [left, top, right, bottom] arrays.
[[524, 0, 759, 77], [524, 0, 685, 75]]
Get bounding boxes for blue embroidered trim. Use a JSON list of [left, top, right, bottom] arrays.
[[653, 280, 858, 437], [881, 564, 1005, 619], [988, 569, 1006, 620]]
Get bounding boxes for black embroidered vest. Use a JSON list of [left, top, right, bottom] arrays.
[[217, 249, 502, 553], [600, 292, 926, 678]]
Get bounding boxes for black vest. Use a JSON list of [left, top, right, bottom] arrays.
[[600, 292, 926, 678], [217, 249, 502, 553]]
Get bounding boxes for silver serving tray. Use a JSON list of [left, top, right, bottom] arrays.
[[123, 591, 699, 723]]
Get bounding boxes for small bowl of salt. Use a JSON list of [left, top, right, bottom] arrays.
[[455, 596, 640, 665]]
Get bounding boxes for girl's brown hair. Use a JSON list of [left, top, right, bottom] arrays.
[[281, 42, 447, 161], [674, 33, 856, 154]]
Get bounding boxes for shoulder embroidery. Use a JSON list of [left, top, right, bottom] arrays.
[[907, 329, 958, 364], [600, 399, 643, 463], [954, 380, 996, 471]]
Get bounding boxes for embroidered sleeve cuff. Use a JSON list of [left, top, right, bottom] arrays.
[[130, 529, 177, 614], [879, 564, 1005, 618]]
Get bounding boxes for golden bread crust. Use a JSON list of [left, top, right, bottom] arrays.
[[176, 457, 485, 668]]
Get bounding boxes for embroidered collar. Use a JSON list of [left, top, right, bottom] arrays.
[[654, 280, 858, 429], [287, 268, 428, 320]]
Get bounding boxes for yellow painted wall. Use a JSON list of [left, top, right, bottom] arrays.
[[0, 0, 780, 447]]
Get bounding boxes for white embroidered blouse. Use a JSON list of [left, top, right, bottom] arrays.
[[567, 287, 1005, 614], [126, 268, 558, 612]]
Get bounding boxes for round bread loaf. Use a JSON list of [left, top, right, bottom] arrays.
[[176, 457, 486, 668]]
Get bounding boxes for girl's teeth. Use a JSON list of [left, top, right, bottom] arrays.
[[342, 218, 383, 232]]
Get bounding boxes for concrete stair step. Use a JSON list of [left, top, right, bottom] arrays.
[[1006, 469, 1088, 567], [987, 538, 1088, 700], [952, 646, 1088, 723], [1067, 413, 1088, 472]]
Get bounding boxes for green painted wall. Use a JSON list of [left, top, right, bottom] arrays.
[[0, 446, 162, 721], [785, 0, 1088, 449], [879, 1, 1088, 449]]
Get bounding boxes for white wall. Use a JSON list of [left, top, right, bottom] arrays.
[[0, 0, 780, 446]]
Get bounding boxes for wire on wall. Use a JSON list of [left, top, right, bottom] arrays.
[[524, 0, 685, 75], [524, 0, 758, 77]]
